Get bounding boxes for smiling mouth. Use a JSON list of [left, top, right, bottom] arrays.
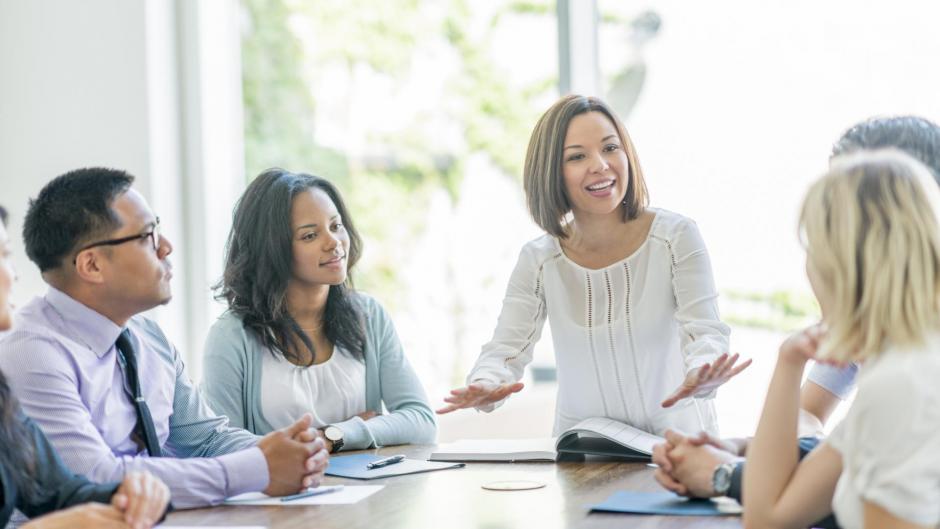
[[320, 255, 346, 266], [586, 180, 615, 191]]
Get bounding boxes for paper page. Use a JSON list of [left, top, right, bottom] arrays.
[[433, 437, 557, 455], [160, 527, 266, 529], [573, 417, 664, 454], [224, 485, 383, 505]]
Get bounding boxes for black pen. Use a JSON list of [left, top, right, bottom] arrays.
[[366, 454, 406, 469]]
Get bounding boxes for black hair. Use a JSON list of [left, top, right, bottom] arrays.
[[216, 168, 366, 365], [833, 116, 940, 185], [23, 167, 134, 272], [0, 208, 41, 503]]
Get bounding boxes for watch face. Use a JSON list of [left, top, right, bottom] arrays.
[[325, 425, 343, 441], [713, 464, 732, 495]]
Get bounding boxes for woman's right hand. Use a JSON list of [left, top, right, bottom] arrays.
[[21, 503, 129, 529], [778, 323, 827, 366], [435, 381, 524, 414]]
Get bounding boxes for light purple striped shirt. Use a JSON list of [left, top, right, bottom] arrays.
[[0, 287, 269, 508]]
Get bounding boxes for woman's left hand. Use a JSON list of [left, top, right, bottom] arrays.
[[110, 471, 170, 529], [661, 353, 752, 408]]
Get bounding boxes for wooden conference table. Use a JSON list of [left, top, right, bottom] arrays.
[[164, 444, 743, 529]]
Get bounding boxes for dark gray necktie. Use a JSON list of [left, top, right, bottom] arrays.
[[115, 329, 162, 457]]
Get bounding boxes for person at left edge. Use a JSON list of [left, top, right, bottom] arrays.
[[0, 168, 330, 509], [1, 204, 170, 529], [200, 168, 435, 451]]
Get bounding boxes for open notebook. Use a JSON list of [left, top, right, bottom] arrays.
[[429, 417, 664, 462]]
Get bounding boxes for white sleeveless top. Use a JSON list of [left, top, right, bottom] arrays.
[[260, 346, 367, 429], [468, 208, 729, 436]]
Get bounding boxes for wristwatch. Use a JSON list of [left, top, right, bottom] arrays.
[[712, 462, 735, 496], [324, 425, 344, 453]]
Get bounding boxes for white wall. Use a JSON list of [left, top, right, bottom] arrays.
[[0, 0, 154, 306], [0, 0, 244, 373]]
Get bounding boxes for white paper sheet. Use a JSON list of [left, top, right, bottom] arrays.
[[224, 485, 383, 505]]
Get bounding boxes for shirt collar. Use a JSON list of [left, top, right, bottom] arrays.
[[44, 287, 124, 358]]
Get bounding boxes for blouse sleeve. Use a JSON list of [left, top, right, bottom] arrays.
[[667, 218, 730, 373], [331, 298, 437, 449], [465, 243, 549, 410], [15, 415, 119, 518], [827, 367, 940, 527]]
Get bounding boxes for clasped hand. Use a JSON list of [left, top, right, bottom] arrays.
[[21, 471, 170, 529], [257, 413, 330, 496], [651, 429, 744, 498]]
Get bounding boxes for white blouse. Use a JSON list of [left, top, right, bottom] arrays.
[[827, 334, 940, 529], [468, 208, 730, 436], [260, 346, 367, 429]]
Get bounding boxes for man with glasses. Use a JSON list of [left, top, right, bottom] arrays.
[[0, 167, 330, 509]]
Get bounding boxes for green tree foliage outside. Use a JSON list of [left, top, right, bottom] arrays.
[[240, 0, 556, 307]]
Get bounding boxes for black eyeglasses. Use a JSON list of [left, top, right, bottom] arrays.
[[73, 218, 162, 264]]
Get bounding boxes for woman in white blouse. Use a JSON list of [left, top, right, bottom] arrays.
[[437, 95, 749, 436], [743, 150, 940, 529]]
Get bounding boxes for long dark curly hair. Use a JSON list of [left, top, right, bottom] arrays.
[[0, 205, 40, 502], [215, 169, 366, 365]]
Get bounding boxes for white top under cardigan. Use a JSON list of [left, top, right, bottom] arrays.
[[827, 333, 940, 529], [260, 345, 367, 429], [201, 293, 436, 450], [468, 208, 730, 436]]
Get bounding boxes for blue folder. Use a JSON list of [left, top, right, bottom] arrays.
[[325, 454, 464, 480], [589, 491, 736, 516]]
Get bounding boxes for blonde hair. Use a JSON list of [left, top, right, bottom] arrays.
[[800, 149, 940, 362], [523, 95, 649, 238]]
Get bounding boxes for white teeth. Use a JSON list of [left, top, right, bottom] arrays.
[[587, 181, 614, 191]]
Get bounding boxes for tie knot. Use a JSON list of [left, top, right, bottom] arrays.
[[115, 329, 136, 362]]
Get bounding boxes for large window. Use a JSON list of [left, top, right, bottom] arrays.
[[240, 0, 940, 438], [240, 0, 560, 438]]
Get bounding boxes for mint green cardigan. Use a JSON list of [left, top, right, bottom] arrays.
[[200, 294, 436, 450]]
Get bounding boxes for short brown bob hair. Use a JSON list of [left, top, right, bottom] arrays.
[[523, 95, 649, 238]]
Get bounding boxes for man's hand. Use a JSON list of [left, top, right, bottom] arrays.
[[652, 429, 743, 498], [652, 433, 687, 495], [21, 503, 129, 529], [661, 353, 752, 408], [257, 414, 330, 496], [436, 381, 524, 414], [110, 471, 170, 529]]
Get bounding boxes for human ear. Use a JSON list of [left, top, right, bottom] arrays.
[[74, 251, 107, 285]]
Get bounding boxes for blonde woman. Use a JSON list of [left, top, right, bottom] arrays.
[[437, 95, 748, 436], [743, 150, 940, 529]]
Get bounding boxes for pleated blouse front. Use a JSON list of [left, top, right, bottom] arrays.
[[469, 208, 730, 436]]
